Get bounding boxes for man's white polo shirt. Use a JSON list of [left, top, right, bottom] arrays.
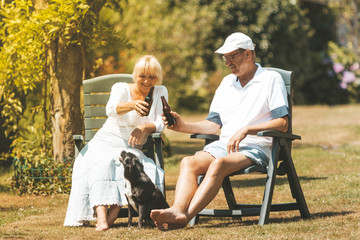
[[206, 64, 288, 159]]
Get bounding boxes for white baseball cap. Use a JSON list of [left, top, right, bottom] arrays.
[[215, 32, 255, 54]]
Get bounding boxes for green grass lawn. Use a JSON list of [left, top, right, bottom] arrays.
[[1, 105, 360, 239]]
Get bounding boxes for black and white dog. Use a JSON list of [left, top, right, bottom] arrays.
[[119, 150, 169, 228]]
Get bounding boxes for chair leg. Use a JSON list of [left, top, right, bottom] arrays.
[[222, 176, 243, 221], [152, 134, 166, 199], [258, 138, 281, 225], [153, 135, 163, 169], [222, 176, 237, 209], [282, 143, 310, 219], [189, 175, 205, 225], [188, 215, 199, 226]]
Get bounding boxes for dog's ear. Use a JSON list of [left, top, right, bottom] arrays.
[[121, 150, 127, 160], [119, 151, 126, 164]]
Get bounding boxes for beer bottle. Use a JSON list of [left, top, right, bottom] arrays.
[[143, 86, 154, 116], [161, 96, 176, 126]]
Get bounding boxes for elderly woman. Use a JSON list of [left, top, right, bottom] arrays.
[[64, 55, 167, 231]]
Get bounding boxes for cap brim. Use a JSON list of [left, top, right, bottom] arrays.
[[215, 46, 239, 54]]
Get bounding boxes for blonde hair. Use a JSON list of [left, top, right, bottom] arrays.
[[132, 55, 163, 84]]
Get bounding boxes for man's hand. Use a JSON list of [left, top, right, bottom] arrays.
[[162, 111, 183, 131], [227, 127, 248, 154]]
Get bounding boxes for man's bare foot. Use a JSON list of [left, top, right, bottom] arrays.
[[150, 207, 188, 230]]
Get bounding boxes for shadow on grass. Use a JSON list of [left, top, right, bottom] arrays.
[[229, 176, 327, 188], [191, 210, 354, 228], [0, 205, 19, 212], [66, 222, 135, 229], [0, 184, 11, 193], [112, 222, 153, 229], [107, 210, 355, 231], [164, 176, 327, 192], [165, 185, 176, 191]]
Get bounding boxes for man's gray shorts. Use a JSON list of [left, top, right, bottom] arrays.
[[202, 140, 269, 167]]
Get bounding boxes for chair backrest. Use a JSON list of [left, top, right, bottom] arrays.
[[264, 67, 293, 133], [83, 74, 133, 143]]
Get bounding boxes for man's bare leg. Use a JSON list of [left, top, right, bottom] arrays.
[[152, 153, 253, 230], [150, 152, 214, 229], [95, 205, 109, 231], [186, 153, 253, 220]]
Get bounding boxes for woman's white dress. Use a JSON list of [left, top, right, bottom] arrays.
[[64, 83, 168, 226]]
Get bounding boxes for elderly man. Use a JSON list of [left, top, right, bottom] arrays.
[[151, 32, 289, 230]]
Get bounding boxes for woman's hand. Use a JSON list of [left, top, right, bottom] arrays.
[[133, 100, 149, 117], [227, 127, 248, 154], [128, 125, 149, 148]]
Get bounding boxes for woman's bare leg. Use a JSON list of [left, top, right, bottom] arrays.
[[95, 205, 109, 231], [107, 205, 121, 227]]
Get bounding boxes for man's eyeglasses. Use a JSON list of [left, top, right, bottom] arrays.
[[222, 50, 244, 61]]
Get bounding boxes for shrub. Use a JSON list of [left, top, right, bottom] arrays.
[[328, 41, 360, 103], [11, 157, 72, 195]]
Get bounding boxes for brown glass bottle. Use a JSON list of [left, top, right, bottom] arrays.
[[161, 96, 176, 126], [143, 86, 154, 116]]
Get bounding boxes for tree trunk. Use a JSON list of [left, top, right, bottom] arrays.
[[48, 38, 83, 163]]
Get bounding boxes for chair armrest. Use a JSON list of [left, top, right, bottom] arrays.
[[257, 130, 301, 140], [73, 135, 84, 158], [151, 132, 162, 139], [190, 134, 220, 141], [190, 134, 220, 146], [73, 134, 84, 141]]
